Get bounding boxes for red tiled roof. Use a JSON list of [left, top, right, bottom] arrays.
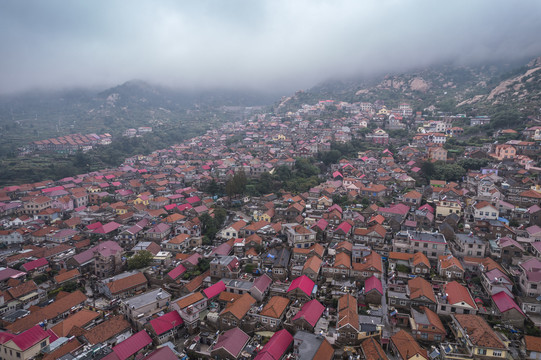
[[254, 329, 293, 360], [21, 257, 49, 272], [203, 281, 226, 299], [287, 275, 314, 297], [167, 264, 186, 280], [112, 330, 152, 360], [492, 291, 524, 316], [10, 325, 49, 351], [149, 311, 183, 336], [212, 327, 250, 358], [444, 281, 476, 308], [292, 299, 324, 327]]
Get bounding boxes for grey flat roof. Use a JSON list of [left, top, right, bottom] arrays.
[[122, 288, 170, 310]]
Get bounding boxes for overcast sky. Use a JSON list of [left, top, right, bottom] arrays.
[[1, 0, 541, 95]]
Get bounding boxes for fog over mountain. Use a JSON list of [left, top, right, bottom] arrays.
[[1, 0, 541, 95]]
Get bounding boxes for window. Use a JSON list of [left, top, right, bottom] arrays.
[[423, 243, 428, 248], [478, 349, 487, 355], [493, 351, 502, 357], [440, 306, 446, 311], [435, 335, 442, 341], [451, 307, 456, 313], [16, 353, 20, 358], [421, 332, 428, 339], [531, 284, 538, 290]]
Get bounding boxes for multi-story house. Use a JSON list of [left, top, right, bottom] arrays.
[[518, 258, 541, 298], [121, 288, 171, 329], [435, 199, 462, 218], [219, 293, 256, 331], [283, 224, 316, 249], [172, 291, 208, 333], [388, 277, 437, 312], [449, 314, 509, 359], [254, 296, 289, 330], [99, 271, 148, 299], [336, 294, 360, 346], [393, 231, 448, 262], [437, 281, 477, 316], [481, 268, 513, 297], [437, 255, 464, 280], [210, 256, 240, 281], [23, 196, 52, 215], [390, 329, 428, 360], [472, 201, 499, 221], [452, 234, 486, 258], [262, 247, 290, 281], [410, 306, 446, 342], [93, 240, 123, 278]]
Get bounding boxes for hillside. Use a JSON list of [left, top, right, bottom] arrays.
[[274, 56, 541, 120], [0, 82, 278, 157]]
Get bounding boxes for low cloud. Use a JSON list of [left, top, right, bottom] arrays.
[[1, 0, 541, 95]]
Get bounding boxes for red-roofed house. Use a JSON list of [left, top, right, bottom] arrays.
[[287, 275, 315, 302], [437, 281, 478, 316], [253, 329, 293, 360], [149, 311, 183, 344], [364, 276, 383, 305], [112, 330, 152, 360], [492, 291, 525, 328], [291, 299, 325, 332], [0, 325, 50, 360], [167, 263, 187, 282], [21, 258, 48, 273], [210, 327, 250, 359], [203, 281, 226, 300]]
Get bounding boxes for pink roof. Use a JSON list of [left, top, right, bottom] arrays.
[[213, 327, 250, 357], [418, 204, 434, 213], [149, 311, 183, 335], [313, 218, 329, 231], [86, 221, 103, 230], [184, 253, 202, 266], [287, 275, 315, 297], [254, 329, 293, 360], [365, 275, 383, 295], [380, 203, 410, 215], [93, 221, 121, 234], [167, 264, 187, 280], [141, 347, 178, 360], [292, 299, 324, 327], [11, 325, 49, 351], [328, 204, 342, 213], [335, 221, 352, 234], [203, 281, 226, 299], [164, 204, 177, 211], [186, 196, 200, 204], [492, 291, 524, 316], [212, 243, 232, 256], [0, 332, 14, 344], [46, 329, 58, 343], [177, 203, 193, 211], [252, 274, 273, 293], [22, 257, 48, 272], [42, 186, 65, 193], [112, 330, 152, 360], [332, 171, 343, 178]]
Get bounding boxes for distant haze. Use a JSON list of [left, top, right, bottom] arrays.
[[1, 0, 541, 95]]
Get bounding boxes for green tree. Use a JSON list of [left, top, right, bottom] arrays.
[[225, 170, 247, 199], [127, 250, 154, 270]]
